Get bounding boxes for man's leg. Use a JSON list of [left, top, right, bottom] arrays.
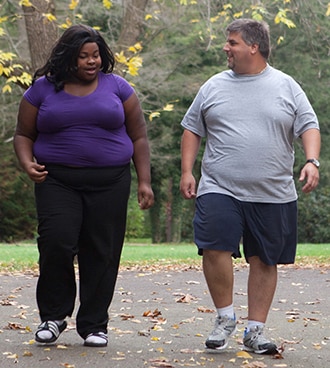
[[203, 250, 234, 308], [247, 256, 277, 322], [243, 255, 278, 354], [203, 250, 237, 350]]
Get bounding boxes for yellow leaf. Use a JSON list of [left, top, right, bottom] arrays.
[[115, 51, 127, 64], [151, 336, 160, 341], [57, 344, 68, 349], [149, 112, 160, 121], [127, 56, 143, 76], [145, 14, 153, 20], [236, 350, 252, 358], [69, 0, 79, 11], [19, 0, 33, 6], [43, 13, 57, 22], [6, 353, 18, 359], [0, 51, 16, 61], [103, 0, 112, 10], [163, 104, 174, 112], [326, 3, 330, 16], [2, 84, 12, 94], [128, 42, 143, 53]]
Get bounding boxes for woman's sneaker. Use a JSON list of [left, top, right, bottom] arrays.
[[205, 315, 237, 350], [243, 325, 278, 354], [84, 332, 108, 347], [35, 320, 67, 344]]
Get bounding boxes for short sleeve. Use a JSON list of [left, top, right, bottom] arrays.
[[23, 77, 50, 107], [112, 74, 135, 102], [180, 88, 207, 137]]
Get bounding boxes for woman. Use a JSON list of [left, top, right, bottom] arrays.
[[14, 24, 154, 347]]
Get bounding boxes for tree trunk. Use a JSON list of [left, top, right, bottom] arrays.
[[117, 0, 149, 49], [165, 177, 173, 242], [22, 0, 58, 71]]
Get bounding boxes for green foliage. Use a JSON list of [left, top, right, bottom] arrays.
[[0, 146, 36, 242], [125, 172, 151, 241], [0, 0, 329, 242], [297, 187, 330, 243]]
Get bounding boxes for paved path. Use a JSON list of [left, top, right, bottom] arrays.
[[0, 265, 329, 367]]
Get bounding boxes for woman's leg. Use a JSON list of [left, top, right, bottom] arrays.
[[76, 166, 131, 339], [35, 175, 82, 321]]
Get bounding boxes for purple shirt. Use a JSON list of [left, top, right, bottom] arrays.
[[24, 72, 135, 167]]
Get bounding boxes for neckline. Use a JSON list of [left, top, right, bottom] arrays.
[[233, 64, 269, 78], [63, 73, 101, 97]]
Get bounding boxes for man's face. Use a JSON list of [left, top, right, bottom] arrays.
[[223, 32, 256, 74]]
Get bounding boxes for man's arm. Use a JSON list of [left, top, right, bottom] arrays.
[[299, 128, 321, 193]]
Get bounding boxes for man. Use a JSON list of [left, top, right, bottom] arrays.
[[180, 18, 320, 355]]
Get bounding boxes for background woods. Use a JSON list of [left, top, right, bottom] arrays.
[[0, 0, 329, 243]]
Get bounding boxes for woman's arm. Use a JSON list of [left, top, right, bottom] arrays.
[[14, 98, 48, 183], [123, 93, 154, 210]]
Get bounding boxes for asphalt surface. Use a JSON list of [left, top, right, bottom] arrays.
[[0, 264, 329, 368]]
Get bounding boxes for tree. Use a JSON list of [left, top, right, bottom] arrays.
[[22, 0, 58, 71], [0, 0, 329, 242]]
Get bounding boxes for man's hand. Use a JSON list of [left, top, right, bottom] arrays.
[[299, 163, 319, 193]]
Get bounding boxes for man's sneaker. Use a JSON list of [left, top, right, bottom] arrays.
[[205, 315, 237, 350], [243, 325, 278, 354]]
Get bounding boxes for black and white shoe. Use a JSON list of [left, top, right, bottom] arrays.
[[35, 320, 67, 344]]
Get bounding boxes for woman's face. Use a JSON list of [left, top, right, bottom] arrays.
[[74, 42, 102, 83]]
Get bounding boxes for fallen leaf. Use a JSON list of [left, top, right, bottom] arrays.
[[180, 316, 195, 324], [143, 309, 162, 318], [236, 350, 252, 358], [120, 313, 135, 320], [5, 322, 25, 330], [138, 329, 150, 336], [57, 345, 68, 349], [180, 348, 204, 354], [121, 298, 133, 303], [241, 361, 267, 367], [149, 357, 173, 367], [197, 306, 215, 313], [175, 294, 196, 303], [312, 343, 322, 350]]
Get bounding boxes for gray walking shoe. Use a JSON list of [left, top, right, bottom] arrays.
[[243, 325, 278, 354], [205, 315, 237, 350]]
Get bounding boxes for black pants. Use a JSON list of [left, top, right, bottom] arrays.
[[35, 164, 131, 339]]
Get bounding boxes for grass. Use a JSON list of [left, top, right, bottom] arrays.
[[0, 242, 329, 272]]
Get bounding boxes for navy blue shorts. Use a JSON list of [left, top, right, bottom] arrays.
[[193, 193, 297, 265]]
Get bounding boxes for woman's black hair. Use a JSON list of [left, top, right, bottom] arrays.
[[33, 24, 115, 91]]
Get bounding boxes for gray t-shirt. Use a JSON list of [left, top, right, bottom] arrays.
[[181, 65, 319, 203]]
